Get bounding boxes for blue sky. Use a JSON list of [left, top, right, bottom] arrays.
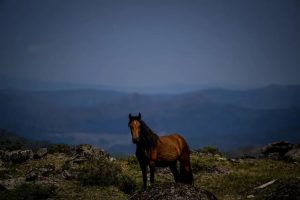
[[0, 0, 299, 90]]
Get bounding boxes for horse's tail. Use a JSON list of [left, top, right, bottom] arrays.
[[179, 142, 194, 184]]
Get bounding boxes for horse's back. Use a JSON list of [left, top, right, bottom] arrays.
[[156, 134, 189, 162]]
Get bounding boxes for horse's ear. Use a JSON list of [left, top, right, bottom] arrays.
[[129, 113, 132, 119], [138, 113, 141, 119]]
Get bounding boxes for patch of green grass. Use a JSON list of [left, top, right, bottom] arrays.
[[193, 158, 300, 200]]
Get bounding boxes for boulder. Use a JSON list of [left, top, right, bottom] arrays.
[[75, 144, 109, 160], [284, 148, 300, 162], [2, 150, 33, 163], [34, 148, 48, 159], [130, 183, 217, 200], [261, 142, 294, 159]]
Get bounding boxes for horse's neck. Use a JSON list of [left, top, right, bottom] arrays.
[[138, 125, 159, 150]]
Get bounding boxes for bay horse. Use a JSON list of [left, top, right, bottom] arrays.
[[128, 113, 193, 188]]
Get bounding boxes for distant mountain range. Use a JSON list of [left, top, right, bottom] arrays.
[[0, 81, 300, 155], [0, 75, 261, 94]]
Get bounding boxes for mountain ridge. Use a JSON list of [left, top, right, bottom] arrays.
[[1, 85, 300, 155]]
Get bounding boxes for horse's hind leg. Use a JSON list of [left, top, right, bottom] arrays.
[[169, 162, 180, 183], [150, 165, 155, 184], [179, 149, 194, 184]]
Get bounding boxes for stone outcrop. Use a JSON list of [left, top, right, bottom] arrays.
[[34, 148, 48, 159], [261, 141, 300, 161], [75, 144, 109, 160], [1, 150, 33, 163], [262, 141, 294, 156], [284, 148, 300, 162]]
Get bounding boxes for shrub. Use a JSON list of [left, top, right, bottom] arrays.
[[48, 144, 72, 155], [117, 174, 137, 194], [191, 157, 217, 173], [76, 158, 138, 194], [200, 146, 222, 155], [77, 159, 121, 186], [6, 142, 23, 151], [126, 156, 139, 170]]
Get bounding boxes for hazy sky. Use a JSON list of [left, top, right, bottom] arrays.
[[0, 0, 299, 89]]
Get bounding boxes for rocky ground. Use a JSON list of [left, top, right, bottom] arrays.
[[0, 142, 300, 200], [130, 182, 217, 200]]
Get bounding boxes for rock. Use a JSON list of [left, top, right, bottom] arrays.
[[61, 170, 72, 180], [72, 157, 88, 164], [20, 150, 34, 160], [75, 144, 109, 160], [284, 148, 300, 162], [75, 144, 94, 159], [34, 148, 48, 159], [26, 170, 38, 181], [216, 157, 227, 161], [109, 157, 117, 162], [247, 194, 255, 198], [229, 158, 240, 163], [40, 164, 55, 176], [130, 182, 217, 200], [261, 141, 294, 159], [2, 150, 33, 163]]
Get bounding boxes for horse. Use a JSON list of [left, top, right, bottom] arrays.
[[128, 113, 193, 188]]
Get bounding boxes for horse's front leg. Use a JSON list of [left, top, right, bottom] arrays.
[[141, 165, 147, 188], [149, 161, 155, 184]]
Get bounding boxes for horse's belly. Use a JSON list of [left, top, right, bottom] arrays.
[[157, 151, 178, 162], [156, 135, 182, 162]]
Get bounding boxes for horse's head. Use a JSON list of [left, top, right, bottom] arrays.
[[128, 113, 142, 144]]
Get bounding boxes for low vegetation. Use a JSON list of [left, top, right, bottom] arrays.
[[1, 145, 299, 200]]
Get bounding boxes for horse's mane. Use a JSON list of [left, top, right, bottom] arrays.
[[139, 120, 159, 148]]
